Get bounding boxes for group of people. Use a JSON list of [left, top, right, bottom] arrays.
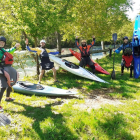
[[0, 35, 139, 112]]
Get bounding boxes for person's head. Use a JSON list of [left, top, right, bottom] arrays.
[[123, 36, 129, 44], [0, 36, 6, 48], [40, 40, 46, 48], [81, 40, 87, 47]]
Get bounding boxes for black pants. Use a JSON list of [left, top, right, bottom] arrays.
[[121, 59, 133, 77], [80, 56, 95, 73], [0, 87, 12, 103]]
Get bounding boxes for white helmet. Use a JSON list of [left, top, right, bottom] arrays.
[[40, 40, 46, 44]]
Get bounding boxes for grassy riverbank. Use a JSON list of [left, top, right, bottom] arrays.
[[0, 53, 140, 140]]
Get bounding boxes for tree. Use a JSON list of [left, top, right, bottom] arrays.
[[61, 0, 133, 42], [0, 0, 76, 75], [117, 21, 134, 42]]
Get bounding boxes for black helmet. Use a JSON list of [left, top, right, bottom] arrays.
[[123, 36, 128, 41], [0, 36, 6, 44]]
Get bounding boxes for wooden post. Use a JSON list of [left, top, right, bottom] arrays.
[[34, 37, 40, 76], [55, 31, 61, 54], [101, 41, 106, 54]]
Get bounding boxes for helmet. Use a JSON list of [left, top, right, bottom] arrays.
[[0, 36, 6, 44], [81, 40, 87, 43], [40, 40, 46, 44], [123, 36, 128, 41]]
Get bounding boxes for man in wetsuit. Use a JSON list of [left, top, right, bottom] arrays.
[[113, 36, 139, 77], [25, 38, 60, 84], [75, 36, 96, 74]]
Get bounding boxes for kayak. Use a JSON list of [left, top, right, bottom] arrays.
[[49, 54, 108, 83], [133, 15, 140, 78], [13, 81, 77, 96], [69, 49, 110, 75]]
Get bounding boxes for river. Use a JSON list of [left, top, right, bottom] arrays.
[[13, 46, 112, 80]]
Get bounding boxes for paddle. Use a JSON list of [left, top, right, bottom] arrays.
[[111, 33, 117, 79], [0, 113, 11, 127]]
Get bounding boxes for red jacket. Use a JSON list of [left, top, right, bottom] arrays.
[[75, 39, 95, 57]]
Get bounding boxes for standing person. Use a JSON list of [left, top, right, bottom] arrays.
[[75, 36, 96, 74], [25, 38, 61, 84], [0, 36, 20, 112], [113, 36, 139, 77]]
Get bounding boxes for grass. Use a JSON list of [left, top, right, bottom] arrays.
[[1, 53, 140, 139]]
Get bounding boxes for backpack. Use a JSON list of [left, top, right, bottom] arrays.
[[0, 49, 14, 65], [123, 43, 132, 56]]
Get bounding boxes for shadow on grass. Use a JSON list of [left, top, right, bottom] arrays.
[[97, 113, 134, 140], [6, 101, 78, 140]]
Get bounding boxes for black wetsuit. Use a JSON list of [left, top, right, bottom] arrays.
[[40, 48, 54, 70], [75, 39, 96, 73]]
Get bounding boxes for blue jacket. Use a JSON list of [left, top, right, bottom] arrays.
[[26, 46, 59, 55], [115, 42, 139, 54]]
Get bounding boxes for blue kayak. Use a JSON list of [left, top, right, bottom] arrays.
[[133, 15, 140, 78]]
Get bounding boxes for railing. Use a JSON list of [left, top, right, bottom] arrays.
[[57, 45, 120, 58]]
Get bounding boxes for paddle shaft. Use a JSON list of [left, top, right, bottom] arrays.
[[113, 43, 115, 71]]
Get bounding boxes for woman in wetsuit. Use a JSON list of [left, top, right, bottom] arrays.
[[25, 38, 61, 84], [0, 36, 20, 112]]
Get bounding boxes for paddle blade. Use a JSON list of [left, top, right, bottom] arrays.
[[0, 113, 11, 127], [111, 70, 115, 79], [112, 33, 117, 42]]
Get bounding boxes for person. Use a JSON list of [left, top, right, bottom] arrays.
[[113, 36, 139, 77], [75, 36, 96, 74], [25, 38, 62, 84], [0, 36, 20, 112]]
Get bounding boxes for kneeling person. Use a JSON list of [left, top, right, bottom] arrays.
[[113, 36, 138, 77]]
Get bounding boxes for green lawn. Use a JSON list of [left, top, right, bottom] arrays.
[[0, 53, 140, 140]]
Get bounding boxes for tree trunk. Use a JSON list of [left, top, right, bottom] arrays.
[[33, 37, 40, 76], [22, 30, 27, 39], [55, 31, 61, 54], [101, 41, 106, 54]]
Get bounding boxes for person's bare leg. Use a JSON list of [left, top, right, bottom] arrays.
[[52, 67, 56, 81], [39, 70, 45, 83]]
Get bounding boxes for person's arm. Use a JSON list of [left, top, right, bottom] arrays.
[[46, 49, 64, 55], [26, 45, 42, 55], [5, 47, 16, 55], [5, 43, 20, 54], [25, 38, 41, 55], [114, 45, 123, 54], [49, 51, 60, 55], [75, 37, 80, 48], [88, 36, 96, 48]]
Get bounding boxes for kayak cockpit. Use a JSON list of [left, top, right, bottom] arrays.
[[17, 81, 44, 90], [62, 59, 79, 69]]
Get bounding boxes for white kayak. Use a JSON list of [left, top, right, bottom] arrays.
[[13, 81, 77, 96], [49, 54, 108, 83]]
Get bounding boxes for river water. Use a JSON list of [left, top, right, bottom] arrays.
[[13, 46, 112, 80]]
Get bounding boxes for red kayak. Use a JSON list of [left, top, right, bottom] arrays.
[[69, 49, 110, 75]]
